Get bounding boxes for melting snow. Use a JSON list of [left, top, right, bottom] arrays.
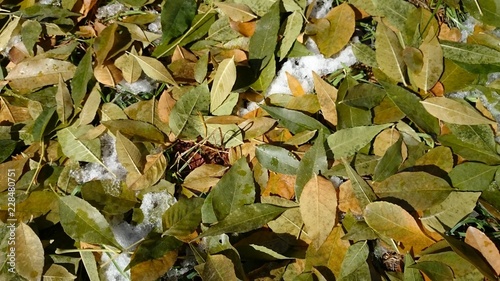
[[71, 134, 127, 184], [101, 191, 177, 280]]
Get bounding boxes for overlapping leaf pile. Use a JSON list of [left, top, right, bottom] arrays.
[[1, 0, 500, 280]]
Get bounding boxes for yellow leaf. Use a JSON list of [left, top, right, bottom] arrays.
[[286, 72, 306, 96], [16, 222, 44, 281], [300, 174, 337, 249], [130, 54, 178, 86], [412, 27, 444, 92], [128, 152, 167, 190], [210, 57, 236, 115], [215, 2, 257, 22], [421, 97, 496, 125], [364, 201, 434, 253], [375, 22, 406, 85], [313, 3, 355, 57], [313, 71, 338, 126]]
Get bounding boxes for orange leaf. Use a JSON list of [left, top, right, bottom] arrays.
[[338, 180, 363, 216], [263, 172, 296, 199]]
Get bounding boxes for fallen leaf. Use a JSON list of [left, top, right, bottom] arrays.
[[421, 97, 496, 125], [465, 226, 500, 275], [299, 174, 337, 249], [364, 201, 434, 253]]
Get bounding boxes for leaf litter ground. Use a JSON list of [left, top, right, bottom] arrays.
[[1, 0, 500, 280]]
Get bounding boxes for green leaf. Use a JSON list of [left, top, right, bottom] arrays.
[[127, 234, 183, 269], [342, 83, 386, 110], [295, 135, 328, 200], [130, 54, 178, 86], [375, 22, 406, 85], [202, 254, 238, 281], [327, 124, 392, 159], [404, 253, 423, 281], [421, 97, 496, 125], [81, 251, 100, 281], [279, 11, 303, 59], [198, 204, 288, 239], [71, 47, 94, 107], [0, 139, 17, 163], [417, 251, 484, 280], [422, 191, 481, 232], [102, 120, 165, 143], [32, 107, 56, 141], [81, 180, 137, 215], [153, 12, 216, 57], [373, 136, 403, 181], [372, 0, 416, 28], [440, 59, 478, 93], [462, 0, 500, 27], [341, 158, 378, 209], [448, 123, 497, 151], [338, 241, 369, 279], [449, 163, 497, 191], [215, 2, 257, 22], [374, 171, 453, 211], [202, 157, 255, 223], [208, 16, 241, 42], [441, 40, 500, 64], [160, 0, 196, 44], [337, 76, 372, 129], [170, 84, 210, 138], [210, 58, 236, 114], [439, 234, 498, 280], [409, 261, 454, 281], [163, 197, 204, 237], [382, 82, 440, 135], [438, 134, 500, 165], [57, 124, 101, 163], [251, 56, 276, 91], [255, 144, 300, 175], [21, 20, 42, 56], [59, 195, 120, 248], [249, 0, 280, 70], [55, 75, 73, 123], [260, 105, 330, 134], [352, 42, 378, 68]]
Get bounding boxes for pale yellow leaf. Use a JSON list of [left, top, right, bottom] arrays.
[[465, 226, 500, 275], [313, 71, 338, 126], [421, 97, 496, 125], [300, 174, 337, 249]]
